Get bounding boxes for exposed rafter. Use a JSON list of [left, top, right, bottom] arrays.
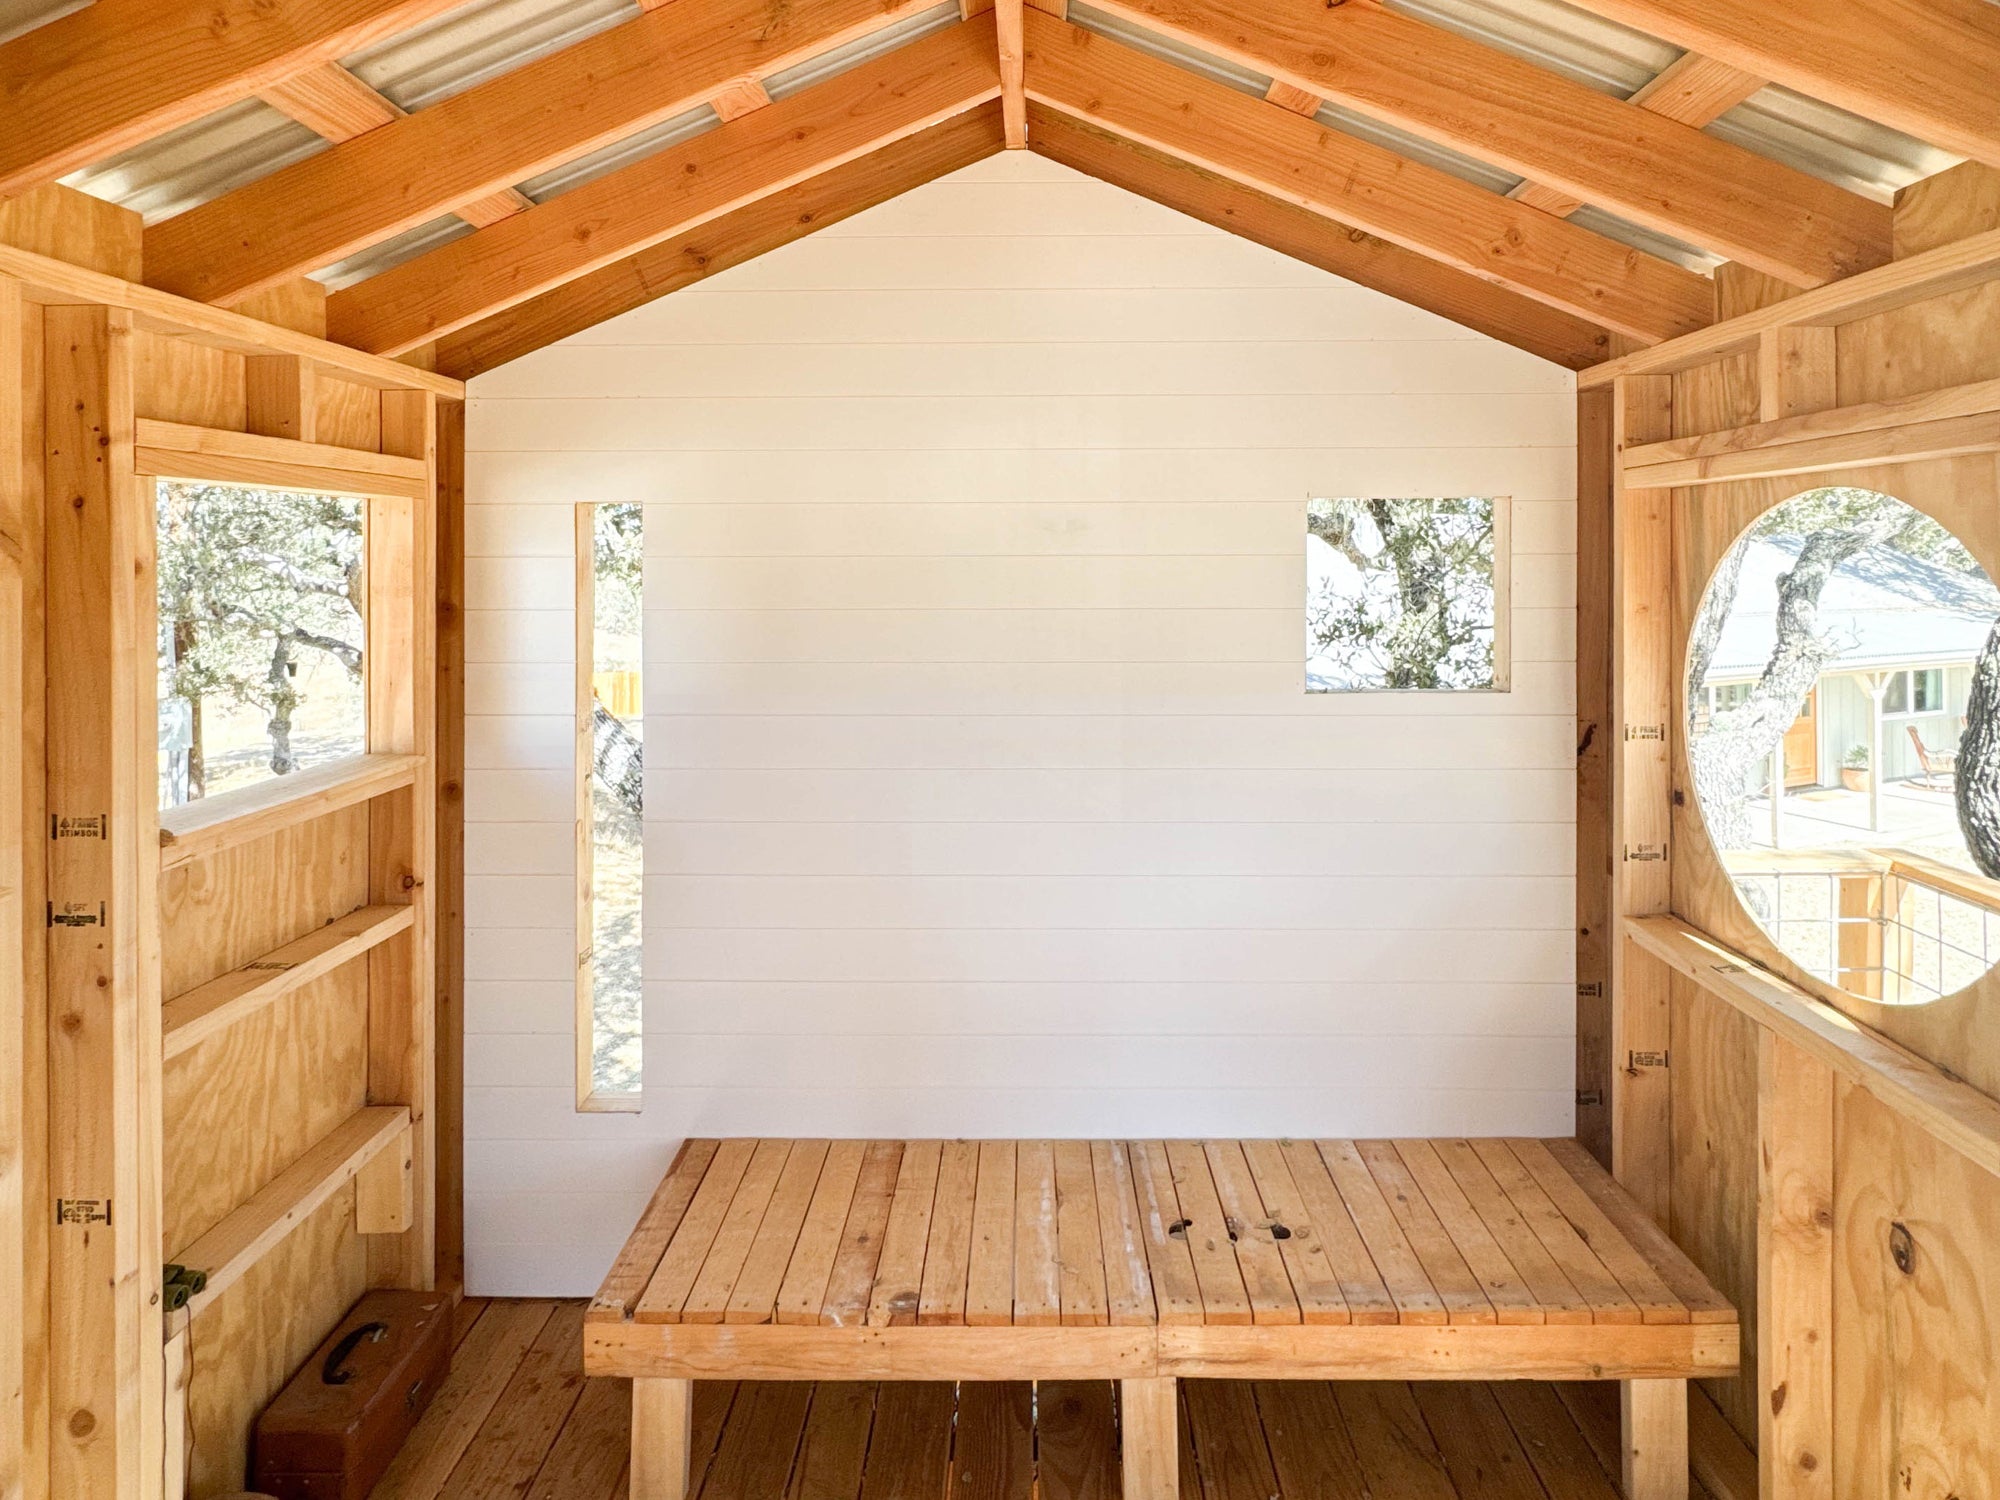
[[1021, 11, 1711, 344], [327, 18, 1003, 356], [435, 108, 1011, 380], [256, 63, 531, 229], [141, 0, 946, 305], [1079, 0, 1888, 286], [1558, 0, 2000, 170], [1027, 107, 1616, 371], [0, 0, 469, 199]]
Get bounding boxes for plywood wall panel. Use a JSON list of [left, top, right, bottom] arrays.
[[314, 378, 382, 454], [132, 333, 246, 431]]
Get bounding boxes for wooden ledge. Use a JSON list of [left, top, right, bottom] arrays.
[[0, 244, 462, 397], [167, 1105, 412, 1336], [163, 903, 415, 1059], [1625, 915, 2000, 1179], [159, 753, 420, 871], [134, 419, 431, 501]]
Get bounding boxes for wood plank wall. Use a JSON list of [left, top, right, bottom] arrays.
[[1590, 158, 2000, 1498], [2, 183, 446, 1500]]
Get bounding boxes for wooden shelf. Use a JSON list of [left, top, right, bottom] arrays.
[[158, 752, 420, 871], [1625, 914, 2000, 1179], [162, 904, 415, 1060], [167, 1105, 411, 1335]]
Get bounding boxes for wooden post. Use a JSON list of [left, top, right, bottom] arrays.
[[1575, 385, 1615, 1167], [1622, 1379, 1689, 1500], [630, 1378, 693, 1500], [367, 388, 438, 1290], [434, 397, 465, 1293], [1120, 1377, 1178, 1499], [1610, 372, 1674, 1226], [1758, 1029, 1834, 1500], [0, 272, 28, 1500], [41, 304, 164, 1498]]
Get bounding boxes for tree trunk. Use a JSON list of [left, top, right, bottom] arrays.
[[1685, 538, 1747, 731], [266, 633, 298, 776], [592, 702, 644, 817], [1958, 622, 2000, 877], [174, 616, 205, 798]]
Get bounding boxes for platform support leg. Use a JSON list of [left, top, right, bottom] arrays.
[[1621, 1379, 1688, 1500], [1121, 1377, 1179, 1499], [631, 1377, 692, 1500]]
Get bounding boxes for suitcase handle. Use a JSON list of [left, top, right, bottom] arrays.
[[322, 1321, 389, 1385]]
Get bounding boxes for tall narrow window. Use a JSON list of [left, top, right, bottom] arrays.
[[155, 480, 367, 809], [577, 503, 644, 1109]]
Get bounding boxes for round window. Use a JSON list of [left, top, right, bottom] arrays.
[[1686, 487, 2000, 1004]]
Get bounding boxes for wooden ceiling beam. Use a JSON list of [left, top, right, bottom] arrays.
[[1556, 0, 2000, 169], [1028, 107, 1615, 370], [998, 0, 1028, 148], [257, 63, 530, 227], [0, 0, 470, 198], [141, 0, 945, 306], [1079, 0, 1886, 287], [327, 19, 1003, 356], [1022, 12, 1710, 344], [434, 107, 1009, 380]]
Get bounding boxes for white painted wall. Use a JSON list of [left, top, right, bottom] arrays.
[[462, 151, 1579, 1296]]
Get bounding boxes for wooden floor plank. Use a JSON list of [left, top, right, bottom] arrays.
[[1127, 1140, 1206, 1326], [777, 1139, 868, 1327], [919, 1139, 980, 1326], [1202, 1140, 1302, 1326], [1356, 1141, 1496, 1326], [690, 1382, 742, 1498], [1015, 1139, 1061, 1326], [1317, 1141, 1448, 1326], [1279, 1139, 1398, 1325], [437, 1303, 590, 1500], [967, 1141, 1018, 1327], [1469, 1140, 1640, 1325], [1252, 1381, 1369, 1500], [821, 1141, 902, 1328], [523, 1374, 631, 1500], [1055, 1140, 1110, 1326], [1183, 1380, 1281, 1500], [1490, 1380, 1624, 1500], [1431, 1139, 1593, 1325], [696, 1381, 815, 1498], [1331, 1383, 1458, 1500], [451, 1296, 489, 1347], [787, 1382, 876, 1500], [1506, 1140, 1688, 1324], [1544, 1138, 1737, 1322], [729, 1139, 832, 1324], [1411, 1382, 1550, 1500], [684, 1138, 795, 1324], [951, 1382, 1034, 1499], [1039, 1381, 1119, 1500], [1164, 1140, 1255, 1327], [855, 1382, 953, 1500], [372, 1300, 560, 1500], [868, 1139, 944, 1327], [1394, 1141, 1544, 1325]]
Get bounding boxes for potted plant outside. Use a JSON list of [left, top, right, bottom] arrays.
[[1841, 743, 1871, 793]]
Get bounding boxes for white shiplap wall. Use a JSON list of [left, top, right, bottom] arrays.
[[462, 151, 1579, 1295]]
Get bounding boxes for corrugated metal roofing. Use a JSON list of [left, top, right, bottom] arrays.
[[60, 102, 328, 227], [342, 0, 639, 112], [0, 0, 79, 47], [515, 105, 720, 204], [311, 214, 473, 291], [766, 1, 963, 98]]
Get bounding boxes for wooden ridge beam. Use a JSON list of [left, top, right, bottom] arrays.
[[0, 0, 468, 199], [1556, 0, 2000, 170], [1026, 107, 1615, 371], [162, 905, 416, 1060], [1021, 11, 1711, 344], [434, 107, 1009, 379], [1080, 0, 1885, 286], [141, 0, 945, 305], [327, 18, 1004, 356], [998, 0, 1027, 147]]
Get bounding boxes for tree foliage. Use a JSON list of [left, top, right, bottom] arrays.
[[1306, 497, 1496, 690], [589, 503, 644, 817], [155, 480, 365, 800]]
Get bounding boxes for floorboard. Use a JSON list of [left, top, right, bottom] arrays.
[[368, 1299, 1711, 1500]]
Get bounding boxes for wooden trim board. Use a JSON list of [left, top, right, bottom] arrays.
[[157, 753, 420, 871], [133, 419, 430, 501]]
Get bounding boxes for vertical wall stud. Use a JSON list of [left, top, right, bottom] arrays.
[[0, 273, 28, 1500], [41, 304, 164, 1498], [1758, 1028, 1834, 1500], [1575, 384, 1615, 1167]]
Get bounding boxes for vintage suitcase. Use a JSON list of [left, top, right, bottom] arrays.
[[251, 1289, 453, 1500]]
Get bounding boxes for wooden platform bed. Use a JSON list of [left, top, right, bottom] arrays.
[[587, 1138, 1739, 1500]]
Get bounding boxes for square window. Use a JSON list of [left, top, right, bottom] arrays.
[[1305, 497, 1508, 692]]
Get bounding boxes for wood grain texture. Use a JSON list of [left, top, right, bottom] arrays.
[[1021, 11, 1711, 344]]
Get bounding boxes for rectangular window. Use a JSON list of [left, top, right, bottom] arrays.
[[1884, 667, 1946, 717], [155, 480, 366, 809], [1305, 496, 1509, 691], [576, 502, 643, 1109]]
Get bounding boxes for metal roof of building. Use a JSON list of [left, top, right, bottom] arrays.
[[10, 0, 1976, 294]]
